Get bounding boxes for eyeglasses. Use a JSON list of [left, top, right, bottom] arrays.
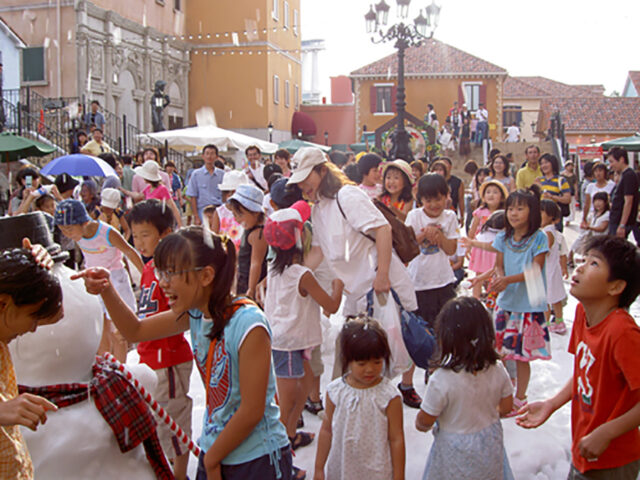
[[154, 267, 204, 283]]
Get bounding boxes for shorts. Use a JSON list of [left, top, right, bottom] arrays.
[[567, 459, 640, 480], [196, 446, 292, 480], [154, 361, 193, 457], [272, 350, 305, 379], [416, 283, 457, 328]]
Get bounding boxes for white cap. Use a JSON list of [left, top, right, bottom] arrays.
[[287, 147, 327, 184], [101, 188, 121, 209]]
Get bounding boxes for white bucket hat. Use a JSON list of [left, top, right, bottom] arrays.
[[219, 170, 250, 192], [134, 160, 162, 182], [100, 188, 121, 209]]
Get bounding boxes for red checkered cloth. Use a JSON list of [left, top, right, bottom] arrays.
[[19, 356, 174, 480]]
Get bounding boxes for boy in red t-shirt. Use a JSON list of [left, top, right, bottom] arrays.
[[517, 235, 640, 479], [130, 200, 193, 480]]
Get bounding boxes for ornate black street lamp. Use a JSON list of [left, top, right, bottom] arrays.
[[365, 0, 441, 161], [268, 121, 274, 142]]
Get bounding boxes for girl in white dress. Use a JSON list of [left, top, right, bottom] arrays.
[[313, 318, 404, 480], [540, 200, 568, 335], [416, 296, 515, 480]]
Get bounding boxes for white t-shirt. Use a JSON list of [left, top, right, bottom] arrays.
[[246, 164, 267, 190], [505, 125, 520, 142], [421, 363, 513, 434], [405, 208, 460, 290], [264, 264, 322, 351], [477, 108, 488, 122], [585, 181, 615, 215], [311, 185, 417, 312]]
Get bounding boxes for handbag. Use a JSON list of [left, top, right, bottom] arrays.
[[336, 190, 419, 264], [557, 177, 571, 217], [366, 289, 436, 371]]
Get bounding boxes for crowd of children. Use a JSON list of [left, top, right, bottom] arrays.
[[1, 144, 640, 480]]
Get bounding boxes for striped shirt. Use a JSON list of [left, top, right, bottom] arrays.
[[538, 175, 570, 198]]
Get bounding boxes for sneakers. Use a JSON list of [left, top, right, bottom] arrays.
[[504, 396, 527, 418], [549, 316, 567, 335], [304, 397, 324, 415], [397, 383, 422, 409]]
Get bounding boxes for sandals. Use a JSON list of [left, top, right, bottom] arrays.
[[293, 466, 306, 480], [503, 396, 527, 418], [304, 397, 324, 415], [296, 415, 304, 429], [289, 431, 315, 451]]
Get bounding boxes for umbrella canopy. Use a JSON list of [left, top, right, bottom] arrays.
[[601, 134, 640, 152], [40, 154, 117, 177], [0, 132, 56, 162], [278, 139, 331, 154], [140, 125, 278, 154]]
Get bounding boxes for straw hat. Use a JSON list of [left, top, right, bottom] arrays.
[[134, 160, 162, 182]]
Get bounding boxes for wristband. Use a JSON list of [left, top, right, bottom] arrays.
[[619, 224, 626, 228]]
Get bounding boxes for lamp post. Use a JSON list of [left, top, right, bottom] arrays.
[[365, 0, 441, 161], [268, 121, 274, 142], [324, 131, 329, 146]]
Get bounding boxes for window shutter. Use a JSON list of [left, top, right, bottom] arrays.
[[458, 85, 465, 106], [370, 86, 377, 113], [479, 85, 487, 105], [516, 109, 522, 124], [391, 85, 397, 113]]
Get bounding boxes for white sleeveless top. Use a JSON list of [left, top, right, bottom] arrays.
[[264, 263, 322, 351], [77, 221, 124, 271]]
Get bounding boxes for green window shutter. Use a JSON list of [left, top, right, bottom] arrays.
[[22, 47, 45, 83]]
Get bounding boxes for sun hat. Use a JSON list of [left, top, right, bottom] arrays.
[[270, 177, 303, 209], [100, 188, 121, 209], [382, 159, 415, 184], [54, 199, 91, 225], [219, 170, 250, 192], [134, 160, 162, 182], [264, 200, 311, 250], [228, 184, 264, 213], [288, 147, 327, 184], [479, 179, 509, 200]]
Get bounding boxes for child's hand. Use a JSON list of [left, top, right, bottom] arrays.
[[373, 270, 391, 295], [490, 274, 509, 293], [580, 220, 589, 230], [578, 424, 612, 461], [70, 267, 112, 295], [459, 237, 473, 249], [422, 226, 440, 244], [515, 400, 554, 429], [22, 238, 53, 270], [313, 470, 325, 480], [0, 393, 58, 431], [562, 268, 569, 279]]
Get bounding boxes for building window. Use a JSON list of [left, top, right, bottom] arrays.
[[22, 47, 46, 84], [174, 0, 181, 11], [272, 0, 279, 20], [156, 0, 165, 5], [293, 10, 299, 35], [463, 83, 481, 111], [503, 106, 522, 127], [284, 1, 289, 29], [295, 84, 299, 109], [285, 80, 290, 107], [273, 75, 280, 104], [376, 85, 393, 113]]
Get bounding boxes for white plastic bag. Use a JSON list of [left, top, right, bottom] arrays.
[[372, 293, 412, 377]]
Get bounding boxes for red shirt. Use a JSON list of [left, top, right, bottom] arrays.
[[136, 260, 192, 369], [568, 303, 640, 472]]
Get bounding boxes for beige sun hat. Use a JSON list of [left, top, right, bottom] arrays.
[[134, 160, 162, 182], [287, 147, 327, 184]]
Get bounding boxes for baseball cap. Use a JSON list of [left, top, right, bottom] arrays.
[[270, 177, 303, 209], [264, 201, 311, 250], [228, 184, 264, 213], [288, 147, 327, 184], [101, 188, 121, 209], [54, 173, 79, 194], [54, 199, 91, 225]]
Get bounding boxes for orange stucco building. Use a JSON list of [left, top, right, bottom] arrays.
[[185, 0, 301, 142]]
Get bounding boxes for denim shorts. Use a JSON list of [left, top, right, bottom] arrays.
[[272, 349, 305, 379]]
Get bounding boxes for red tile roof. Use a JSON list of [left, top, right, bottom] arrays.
[[538, 97, 640, 133], [350, 38, 507, 77], [505, 76, 604, 98]]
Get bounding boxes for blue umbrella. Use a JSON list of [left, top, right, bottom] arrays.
[[40, 154, 117, 177]]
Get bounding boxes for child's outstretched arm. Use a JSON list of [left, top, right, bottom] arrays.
[[387, 396, 405, 480], [299, 273, 344, 316], [0, 393, 57, 431], [415, 409, 437, 432], [108, 227, 144, 273], [516, 378, 571, 429], [313, 395, 336, 480], [71, 267, 188, 342], [492, 251, 545, 293]]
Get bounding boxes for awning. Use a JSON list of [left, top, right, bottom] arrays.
[[291, 111, 317, 137]]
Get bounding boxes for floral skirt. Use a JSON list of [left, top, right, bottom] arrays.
[[495, 310, 551, 362]]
